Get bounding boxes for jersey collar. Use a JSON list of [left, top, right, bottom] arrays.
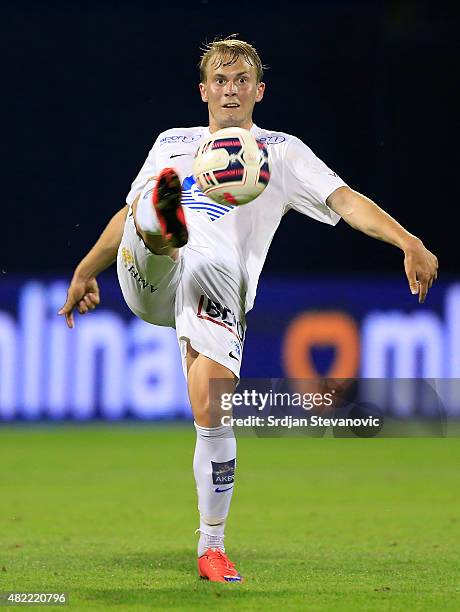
[[204, 124, 259, 137]]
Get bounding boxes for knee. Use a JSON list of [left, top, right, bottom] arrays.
[[194, 404, 211, 427]]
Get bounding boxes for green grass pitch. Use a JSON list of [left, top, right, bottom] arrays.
[[0, 425, 459, 610]]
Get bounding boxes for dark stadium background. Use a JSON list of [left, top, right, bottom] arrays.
[[3, 0, 457, 277], [2, 6, 460, 607]]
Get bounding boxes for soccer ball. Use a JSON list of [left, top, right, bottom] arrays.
[[193, 127, 270, 206]]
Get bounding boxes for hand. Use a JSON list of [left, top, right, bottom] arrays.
[[58, 276, 100, 328], [403, 238, 438, 303]]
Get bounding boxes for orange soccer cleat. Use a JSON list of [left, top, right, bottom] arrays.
[[198, 548, 243, 583], [153, 167, 188, 248]]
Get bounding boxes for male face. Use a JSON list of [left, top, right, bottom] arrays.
[[199, 55, 265, 133]]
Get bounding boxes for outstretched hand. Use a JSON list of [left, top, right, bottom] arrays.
[[58, 277, 100, 328], [403, 238, 438, 303]]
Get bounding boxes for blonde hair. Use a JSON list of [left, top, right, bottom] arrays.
[[199, 36, 265, 83]]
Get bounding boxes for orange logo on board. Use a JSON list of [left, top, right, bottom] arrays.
[[282, 312, 360, 379]]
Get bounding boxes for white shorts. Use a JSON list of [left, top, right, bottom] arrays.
[[117, 209, 246, 379]]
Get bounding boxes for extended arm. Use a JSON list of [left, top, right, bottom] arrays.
[[326, 186, 438, 303], [59, 205, 129, 328]]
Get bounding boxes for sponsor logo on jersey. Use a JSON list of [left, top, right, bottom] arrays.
[[159, 134, 202, 145], [121, 249, 158, 293], [229, 339, 241, 361], [197, 295, 245, 344], [121, 247, 134, 266], [181, 175, 234, 221], [212, 459, 235, 485], [127, 265, 158, 293], [257, 134, 285, 145]]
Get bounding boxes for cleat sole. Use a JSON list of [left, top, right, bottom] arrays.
[[153, 168, 188, 248]]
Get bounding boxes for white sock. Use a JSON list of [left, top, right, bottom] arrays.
[[135, 178, 162, 235], [193, 422, 236, 557], [196, 528, 225, 556]]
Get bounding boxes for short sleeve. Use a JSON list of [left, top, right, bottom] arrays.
[[284, 136, 346, 225], [125, 136, 160, 205]]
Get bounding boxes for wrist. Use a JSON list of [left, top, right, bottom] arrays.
[[73, 260, 96, 282], [399, 233, 422, 254]]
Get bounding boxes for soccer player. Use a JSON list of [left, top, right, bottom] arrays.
[[59, 38, 438, 583]]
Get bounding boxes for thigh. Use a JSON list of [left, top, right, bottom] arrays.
[[117, 208, 183, 326], [175, 265, 246, 380]]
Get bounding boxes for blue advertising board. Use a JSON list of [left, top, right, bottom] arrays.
[[0, 274, 458, 419]]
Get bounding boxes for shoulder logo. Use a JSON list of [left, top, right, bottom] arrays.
[[257, 135, 285, 145]]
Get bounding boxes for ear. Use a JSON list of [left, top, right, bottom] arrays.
[[255, 81, 266, 104], [199, 82, 208, 103]]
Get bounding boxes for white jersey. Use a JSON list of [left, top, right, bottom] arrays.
[[126, 124, 346, 313]]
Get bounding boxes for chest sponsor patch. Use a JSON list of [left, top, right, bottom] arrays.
[[160, 134, 202, 145], [181, 175, 234, 221], [257, 134, 285, 145]]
